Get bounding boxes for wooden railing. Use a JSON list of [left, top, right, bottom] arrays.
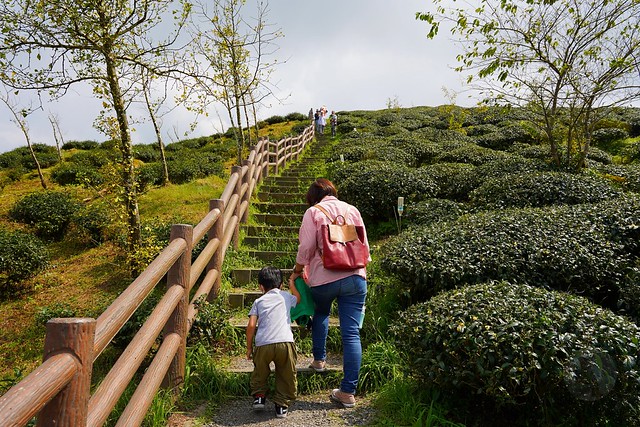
[[0, 124, 314, 427]]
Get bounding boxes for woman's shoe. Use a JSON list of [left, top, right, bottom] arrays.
[[330, 388, 356, 408], [308, 359, 326, 372]]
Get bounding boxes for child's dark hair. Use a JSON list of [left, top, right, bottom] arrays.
[[257, 266, 282, 291]]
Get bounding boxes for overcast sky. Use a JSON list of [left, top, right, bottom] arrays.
[[0, 0, 472, 154]]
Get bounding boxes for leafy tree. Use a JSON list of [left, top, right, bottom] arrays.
[[418, 0, 640, 169], [0, 0, 190, 254], [0, 88, 47, 189], [188, 0, 283, 164]]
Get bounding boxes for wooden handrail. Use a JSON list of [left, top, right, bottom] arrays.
[[0, 125, 315, 426]]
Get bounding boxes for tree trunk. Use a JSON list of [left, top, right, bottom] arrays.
[[105, 54, 141, 254], [143, 82, 170, 186], [49, 116, 63, 162], [27, 136, 47, 190]]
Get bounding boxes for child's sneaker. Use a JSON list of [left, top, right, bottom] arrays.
[[252, 394, 266, 410], [330, 388, 356, 408], [275, 404, 288, 418]]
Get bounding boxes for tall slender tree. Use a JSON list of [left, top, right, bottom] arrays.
[[0, 0, 191, 254], [0, 89, 47, 189], [188, 0, 283, 164]]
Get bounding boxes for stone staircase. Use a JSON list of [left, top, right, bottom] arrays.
[[224, 137, 343, 375]]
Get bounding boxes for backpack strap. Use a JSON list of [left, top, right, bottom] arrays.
[[315, 204, 350, 225]]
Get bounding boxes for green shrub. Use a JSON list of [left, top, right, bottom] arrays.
[[380, 199, 639, 311], [264, 115, 285, 125], [391, 282, 640, 426], [290, 123, 307, 135], [435, 143, 514, 165], [136, 162, 164, 190], [331, 160, 438, 221], [9, 191, 81, 240], [167, 153, 224, 184], [592, 127, 628, 145], [417, 163, 477, 201], [470, 171, 621, 209], [597, 163, 640, 193], [405, 198, 469, 227], [0, 228, 49, 295], [284, 112, 306, 121], [134, 143, 161, 162], [62, 140, 100, 150], [476, 123, 536, 150], [507, 142, 551, 160], [34, 303, 76, 325], [50, 162, 104, 187], [68, 150, 114, 167], [586, 146, 613, 165], [71, 201, 114, 245], [0, 144, 59, 170]]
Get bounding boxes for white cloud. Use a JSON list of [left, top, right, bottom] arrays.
[[1, 0, 469, 153]]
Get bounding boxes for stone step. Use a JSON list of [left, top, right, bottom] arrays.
[[257, 192, 306, 202], [229, 313, 340, 329], [224, 353, 343, 374], [243, 225, 299, 237], [246, 249, 296, 263], [258, 184, 307, 194], [231, 268, 294, 286], [253, 202, 307, 215], [242, 236, 298, 251], [253, 213, 302, 226], [263, 176, 315, 185]]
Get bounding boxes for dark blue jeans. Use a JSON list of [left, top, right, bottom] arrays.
[[311, 274, 367, 394]]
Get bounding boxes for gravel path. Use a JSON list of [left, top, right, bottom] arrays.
[[167, 392, 376, 427]]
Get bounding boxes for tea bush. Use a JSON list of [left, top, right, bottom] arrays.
[[0, 228, 49, 295], [380, 200, 638, 311], [404, 198, 469, 227], [417, 163, 476, 201], [166, 152, 224, 184], [592, 127, 628, 145], [71, 201, 115, 245], [391, 282, 640, 426], [136, 162, 164, 190], [0, 144, 59, 170], [586, 146, 613, 165], [62, 140, 100, 150], [331, 160, 438, 220], [435, 143, 513, 165], [597, 163, 640, 193], [9, 191, 81, 240], [284, 112, 306, 121], [50, 162, 105, 187], [134, 143, 161, 162], [507, 142, 551, 160], [470, 171, 621, 209], [476, 123, 536, 150]]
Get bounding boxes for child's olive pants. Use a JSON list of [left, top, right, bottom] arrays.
[[251, 342, 297, 407]]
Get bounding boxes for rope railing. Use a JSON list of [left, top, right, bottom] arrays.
[[0, 124, 314, 427]]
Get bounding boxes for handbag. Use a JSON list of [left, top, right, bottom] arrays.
[[314, 204, 370, 270]]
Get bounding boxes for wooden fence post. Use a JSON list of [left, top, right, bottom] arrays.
[[207, 199, 225, 301], [274, 140, 280, 176], [37, 318, 96, 427], [231, 165, 242, 249], [241, 160, 251, 224], [262, 138, 269, 179], [162, 224, 192, 391]]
